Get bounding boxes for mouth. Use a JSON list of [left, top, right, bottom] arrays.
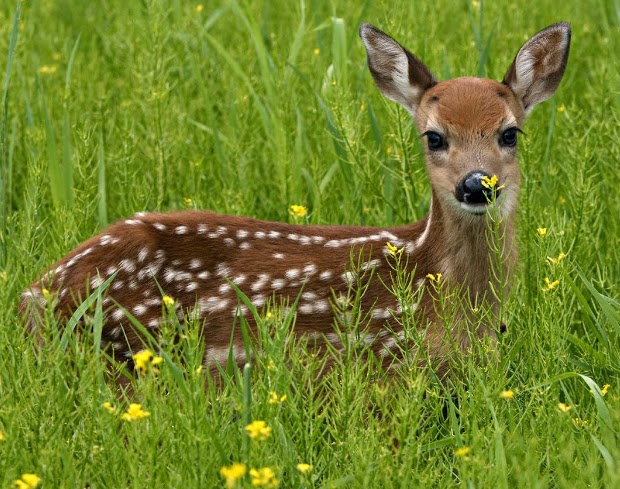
[[459, 201, 490, 215]]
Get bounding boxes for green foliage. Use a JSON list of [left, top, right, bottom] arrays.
[[0, 0, 619, 487]]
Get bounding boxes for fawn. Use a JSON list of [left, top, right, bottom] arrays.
[[21, 22, 570, 379]]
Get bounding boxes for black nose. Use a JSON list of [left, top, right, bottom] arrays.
[[455, 171, 499, 204]]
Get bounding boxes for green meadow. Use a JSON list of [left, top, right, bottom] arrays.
[[1, 0, 619, 486]]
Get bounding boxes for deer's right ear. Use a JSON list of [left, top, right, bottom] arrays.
[[360, 23, 437, 115]]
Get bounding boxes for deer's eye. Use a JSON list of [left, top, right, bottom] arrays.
[[424, 131, 446, 151], [501, 127, 519, 147]]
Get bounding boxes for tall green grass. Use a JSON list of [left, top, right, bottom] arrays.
[[0, 0, 619, 486]]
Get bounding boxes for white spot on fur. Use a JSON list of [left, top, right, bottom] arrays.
[[232, 274, 247, 285], [112, 281, 124, 291], [361, 259, 380, 271], [342, 271, 356, 285], [111, 309, 124, 321], [108, 325, 122, 339], [301, 291, 317, 301], [252, 295, 266, 307], [239, 242, 251, 250], [319, 270, 333, 281], [273, 253, 284, 260], [119, 259, 136, 273], [125, 219, 142, 226], [372, 308, 390, 320], [255, 231, 266, 239], [271, 279, 286, 290], [224, 238, 235, 247], [138, 247, 149, 263], [303, 263, 318, 276], [198, 271, 210, 280], [198, 296, 230, 313], [186, 282, 199, 292], [147, 318, 160, 328], [285, 269, 300, 280], [236, 229, 248, 239], [90, 276, 104, 288], [133, 304, 147, 315], [219, 283, 231, 294], [106, 265, 118, 276], [268, 230, 280, 239], [314, 299, 330, 313], [298, 303, 314, 314], [189, 259, 202, 270], [153, 223, 167, 231], [251, 274, 270, 292], [216, 264, 230, 277]]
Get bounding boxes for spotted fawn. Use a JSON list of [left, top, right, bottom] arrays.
[[21, 22, 571, 379]]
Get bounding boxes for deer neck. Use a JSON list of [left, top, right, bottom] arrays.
[[420, 191, 517, 304]]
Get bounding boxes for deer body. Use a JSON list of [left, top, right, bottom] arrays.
[[21, 22, 571, 378]]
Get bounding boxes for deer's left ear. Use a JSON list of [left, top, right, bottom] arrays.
[[502, 22, 571, 114]]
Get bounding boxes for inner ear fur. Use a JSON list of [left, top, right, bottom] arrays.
[[502, 22, 571, 113]]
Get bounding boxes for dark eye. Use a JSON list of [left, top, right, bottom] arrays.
[[424, 131, 446, 151], [501, 127, 519, 147]]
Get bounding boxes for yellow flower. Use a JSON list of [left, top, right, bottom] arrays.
[[557, 104, 565, 113], [0, 431, 5, 441], [268, 391, 287, 405], [183, 197, 193, 205], [536, 227, 548, 237], [499, 390, 514, 400], [102, 401, 118, 414], [41, 288, 51, 301], [602, 384, 610, 396], [313, 48, 320, 56], [559, 196, 566, 204], [481, 174, 499, 189], [14, 474, 41, 489], [386, 241, 403, 257], [133, 349, 164, 374], [162, 295, 175, 307], [426, 273, 442, 283], [543, 277, 560, 292], [288, 204, 307, 219], [220, 463, 247, 489], [121, 403, 150, 421], [195, 4, 204, 13], [249, 467, 279, 488], [572, 418, 589, 428], [557, 402, 571, 413], [386, 146, 393, 156], [296, 463, 313, 474], [454, 446, 471, 457], [39, 65, 57, 74], [547, 252, 567, 265], [245, 420, 271, 441]]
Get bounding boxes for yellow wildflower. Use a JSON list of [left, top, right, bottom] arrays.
[[386, 241, 403, 257], [102, 401, 117, 414], [220, 463, 247, 489], [557, 104, 565, 113], [195, 4, 204, 13], [602, 384, 610, 396], [543, 277, 560, 292], [0, 431, 4, 441], [41, 288, 51, 301], [454, 446, 471, 458], [296, 463, 313, 474], [572, 418, 589, 428], [386, 146, 393, 156], [249, 467, 279, 488], [313, 48, 320, 56], [559, 196, 566, 204], [547, 252, 567, 265], [162, 295, 175, 307], [499, 390, 514, 400], [14, 474, 41, 489], [536, 227, 547, 237], [245, 420, 271, 441], [289, 204, 307, 219], [426, 273, 442, 283], [39, 65, 57, 74], [481, 174, 498, 189], [557, 402, 571, 413], [268, 391, 287, 405], [133, 349, 164, 374], [183, 197, 193, 205], [121, 403, 150, 421]]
